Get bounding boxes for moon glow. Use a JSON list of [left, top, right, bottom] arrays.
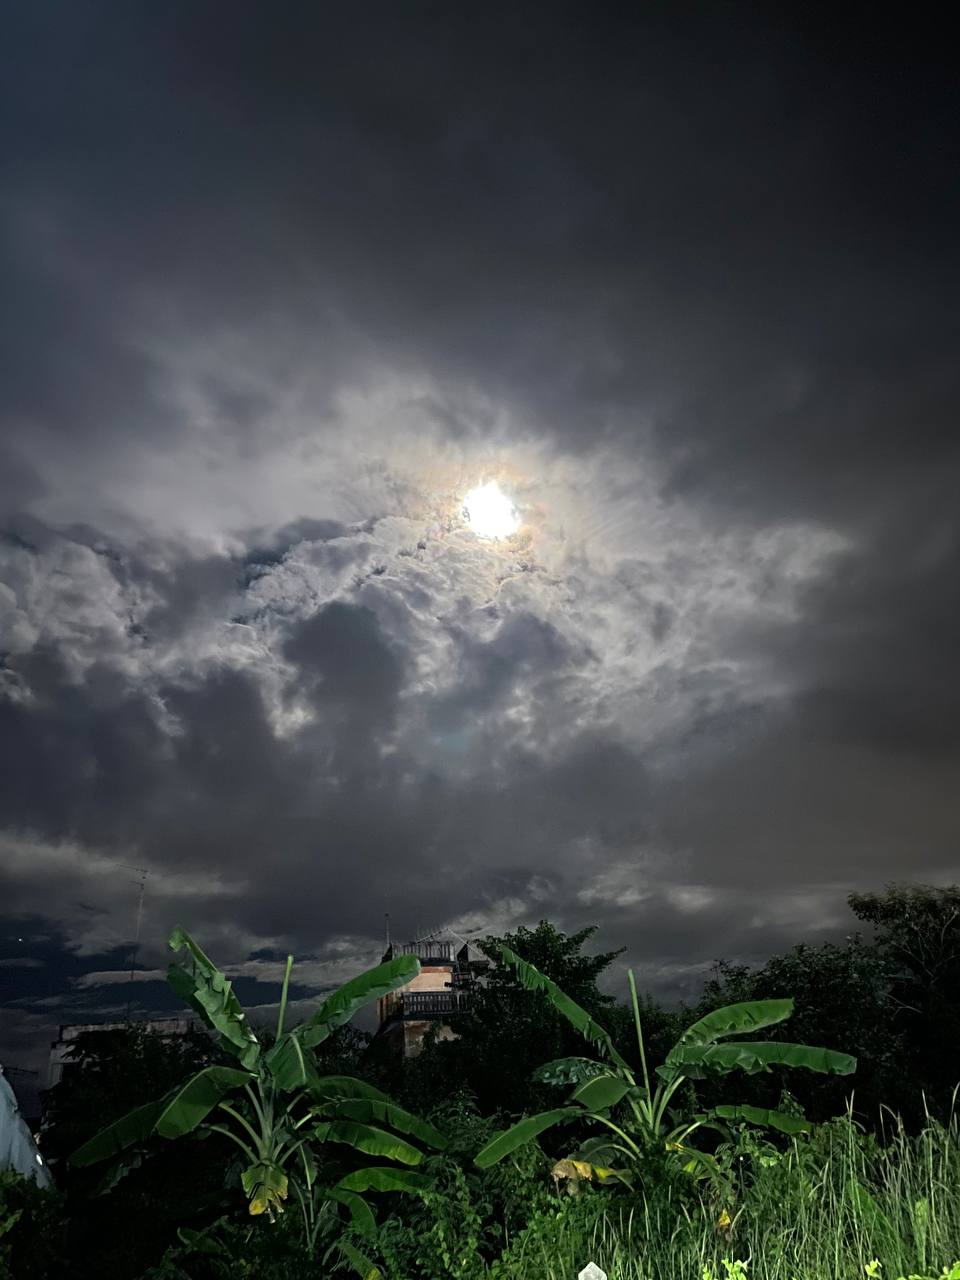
[[462, 481, 520, 539]]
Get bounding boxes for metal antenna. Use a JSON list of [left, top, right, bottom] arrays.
[[384, 913, 391, 954], [122, 866, 149, 1023], [443, 925, 478, 951]]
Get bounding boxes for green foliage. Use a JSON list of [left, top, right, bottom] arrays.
[[470, 1105, 960, 1280], [665, 1039, 857, 1077], [141, 1211, 379, 1279], [372, 1099, 553, 1280], [865, 1265, 960, 1280], [677, 999, 796, 1046], [849, 884, 960, 987], [33, 898, 960, 1279], [0, 1172, 66, 1280], [41, 1022, 228, 1279], [493, 945, 631, 1072], [712, 1103, 810, 1135], [68, 927, 441, 1276], [42, 1022, 219, 1165], [692, 885, 960, 1129], [401, 921, 626, 1119], [486, 1191, 608, 1280], [475, 947, 855, 1194], [702, 1263, 749, 1280], [298, 956, 421, 1049], [379, 1162, 487, 1280], [475, 1108, 582, 1167], [849, 883, 960, 1120], [168, 927, 262, 1069]]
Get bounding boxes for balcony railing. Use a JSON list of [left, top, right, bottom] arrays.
[[394, 941, 456, 963], [380, 991, 467, 1020]]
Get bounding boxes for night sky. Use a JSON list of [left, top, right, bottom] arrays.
[[2, 4, 958, 1076]]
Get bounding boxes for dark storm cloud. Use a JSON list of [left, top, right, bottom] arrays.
[[284, 602, 405, 715], [429, 611, 580, 732], [3, 3, 956, 524], [2, 3, 959, 1070], [0, 650, 162, 843], [138, 554, 243, 643]]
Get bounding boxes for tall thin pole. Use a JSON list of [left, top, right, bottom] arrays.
[[124, 869, 148, 1023]]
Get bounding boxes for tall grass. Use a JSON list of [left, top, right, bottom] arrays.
[[494, 1096, 960, 1280]]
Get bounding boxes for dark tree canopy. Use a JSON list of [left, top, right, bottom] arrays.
[[848, 882, 960, 1117], [478, 920, 624, 1010], [399, 921, 626, 1117], [688, 884, 960, 1127], [40, 1025, 231, 1280]]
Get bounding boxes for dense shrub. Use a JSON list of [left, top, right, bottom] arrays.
[[0, 1172, 66, 1280]]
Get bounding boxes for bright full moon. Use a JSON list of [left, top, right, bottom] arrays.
[[462, 481, 520, 539]]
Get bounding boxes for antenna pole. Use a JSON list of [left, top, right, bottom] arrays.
[[125, 869, 148, 1023]]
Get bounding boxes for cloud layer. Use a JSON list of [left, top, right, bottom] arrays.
[[2, 3, 958, 1071]]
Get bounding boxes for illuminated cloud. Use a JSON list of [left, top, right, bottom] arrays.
[[1, 4, 957, 1070]]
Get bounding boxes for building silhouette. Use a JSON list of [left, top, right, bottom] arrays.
[[48, 1017, 198, 1087], [376, 933, 490, 1057]]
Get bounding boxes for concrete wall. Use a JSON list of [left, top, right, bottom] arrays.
[[401, 1020, 459, 1057]]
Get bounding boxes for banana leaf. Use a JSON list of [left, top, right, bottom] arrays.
[[533, 1057, 608, 1086], [551, 1157, 621, 1185], [497, 945, 631, 1072], [94, 1147, 153, 1195], [298, 1142, 318, 1190], [333, 1238, 382, 1280], [327, 1187, 378, 1240], [671, 1142, 723, 1184], [474, 1106, 581, 1168], [575, 1135, 622, 1165], [309, 1075, 392, 1103], [154, 1066, 254, 1138], [298, 956, 420, 1048], [322, 1097, 448, 1150], [264, 1031, 322, 1091], [335, 1166, 432, 1195], [667, 1041, 856, 1076], [710, 1103, 811, 1134], [73, 1069, 249, 1171], [242, 1162, 288, 1216], [673, 999, 795, 1047], [70, 1097, 170, 1166], [570, 1073, 633, 1112], [168, 927, 260, 1068], [321, 1120, 423, 1165], [176, 1223, 231, 1256]]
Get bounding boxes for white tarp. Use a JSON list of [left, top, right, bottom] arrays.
[[0, 1067, 52, 1189]]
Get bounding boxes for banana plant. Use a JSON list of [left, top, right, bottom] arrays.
[[70, 927, 446, 1270], [474, 944, 856, 1187]]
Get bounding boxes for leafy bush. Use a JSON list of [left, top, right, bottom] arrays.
[[0, 1171, 66, 1280], [69, 928, 448, 1277], [475, 945, 856, 1194], [459, 1101, 960, 1280], [373, 1098, 553, 1279]]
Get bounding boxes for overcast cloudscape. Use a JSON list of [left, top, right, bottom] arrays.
[[2, 2, 958, 1074]]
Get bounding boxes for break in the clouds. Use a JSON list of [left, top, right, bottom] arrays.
[[1, 3, 959, 1071]]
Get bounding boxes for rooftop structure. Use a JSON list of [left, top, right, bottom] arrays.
[[48, 1016, 199, 1087], [376, 934, 491, 1058]]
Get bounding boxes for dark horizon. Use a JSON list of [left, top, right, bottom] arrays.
[[2, 2, 958, 1076]]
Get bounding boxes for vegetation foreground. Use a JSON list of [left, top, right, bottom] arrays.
[[2, 885, 959, 1280]]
